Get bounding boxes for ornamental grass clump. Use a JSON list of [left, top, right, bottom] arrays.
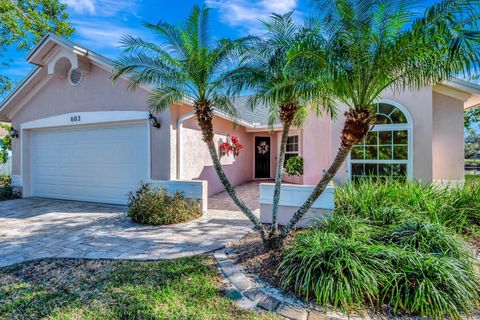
[[381, 249, 480, 319], [127, 183, 202, 225], [279, 230, 388, 312], [381, 221, 471, 259], [280, 179, 480, 318], [314, 214, 377, 243], [441, 183, 480, 230], [335, 179, 480, 233]]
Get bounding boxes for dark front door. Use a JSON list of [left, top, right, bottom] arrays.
[[255, 137, 271, 179]]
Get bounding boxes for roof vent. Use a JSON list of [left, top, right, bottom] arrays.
[[68, 68, 83, 86]]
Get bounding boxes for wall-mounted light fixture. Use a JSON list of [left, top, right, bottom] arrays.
[[8, 128, 18, 138], [149, 113, 161, 129]]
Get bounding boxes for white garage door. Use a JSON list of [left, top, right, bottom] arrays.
[[30, 122, 149, 205]]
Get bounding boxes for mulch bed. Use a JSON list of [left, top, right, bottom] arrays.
[[470, 236, 480, 258], [229, 232, 294, 288]]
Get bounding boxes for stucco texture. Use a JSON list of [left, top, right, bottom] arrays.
[[172, 105, 279, 196], [300, 87, 460, 184], [10, 64, 172, 180], [432, 92, 465, 181]]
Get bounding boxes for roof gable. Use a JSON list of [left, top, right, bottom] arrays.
[[0, 33, 151, 121]]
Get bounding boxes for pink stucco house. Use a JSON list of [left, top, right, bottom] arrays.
[[0, 34, 479, 206]]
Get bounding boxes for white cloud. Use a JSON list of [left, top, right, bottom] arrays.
[[206, 0, 300, 33], [261, 0, 297, 13], [71, 19, 153, 56], [93, 0, 138, 17], [62, 0, 138, 16], [62, 0, 96, 14]]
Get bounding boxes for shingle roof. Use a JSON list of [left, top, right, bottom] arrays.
[[230, 96, 277, 126]]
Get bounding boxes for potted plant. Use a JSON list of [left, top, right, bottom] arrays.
[[282, 156, 304, 184]]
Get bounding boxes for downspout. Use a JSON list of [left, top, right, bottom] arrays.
[[176, 111, 195, 179]]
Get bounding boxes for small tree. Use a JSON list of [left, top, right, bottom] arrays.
[[0, 0, 73, 95], [0, 0, 73, 164], [465, 107, 480, 130], [465, 130, 480, 162], [0, 123, 12, 164], [114, 8, 334, 249], [113, 5, 267, 238], [280, 0, 480, 237], [224, 13, 334, 248]]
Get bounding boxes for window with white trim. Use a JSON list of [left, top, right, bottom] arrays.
[[285, 135, 299, 164], [350, 102, 412, 181]]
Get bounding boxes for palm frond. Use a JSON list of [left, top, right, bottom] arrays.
[[113, 52, 187, 91], [301, 0, 480, 110], [211, 93, 238, 120], [148, 86, 188, 113], [143, 21, 188, 61]]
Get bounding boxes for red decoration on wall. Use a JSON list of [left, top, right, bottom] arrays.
[[220, 135, 244, 157]]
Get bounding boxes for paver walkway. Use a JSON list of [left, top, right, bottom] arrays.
[[0, 182, 260, 267]]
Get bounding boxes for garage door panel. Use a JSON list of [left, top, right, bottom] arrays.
[[33, 170, 140, 185], [30, 122, 149, 205], [33, 183, 135, 201]]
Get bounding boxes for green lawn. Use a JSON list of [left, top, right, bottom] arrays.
[[465, 159, 480, 164], [0, 256, 277, 320], [466, 174, 480, 185]]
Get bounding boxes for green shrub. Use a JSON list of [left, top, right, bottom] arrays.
[[381, 221, 471, 259], [444, 183, 480, 228], [466, 174, 480, 186], [0, 176, 18, 201], [280, 179, 480, 318], [0, 175, 10, 187], [279, 230, 387, 312], [335, 179, 480, 232], [381, 249, 480, 319], [335, 179, 443, 220], [281, 226, 480, 318], [0, 186, 13, 201], [284, 156, 303, 176], [127, 183, 202, 225], [315, 214, 377, 243]]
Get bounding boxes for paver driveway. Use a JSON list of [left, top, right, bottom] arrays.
[[0, 183, 260, 267]]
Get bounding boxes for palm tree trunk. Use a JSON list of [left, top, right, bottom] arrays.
[[281, 109, 375, 238], [270, 123, 291, 235], [205, 139, 267, 238], [280, 144, 351, 236], [194, 99, 267, 239]]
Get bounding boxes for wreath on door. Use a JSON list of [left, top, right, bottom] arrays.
[[257, 140, 269, 155]]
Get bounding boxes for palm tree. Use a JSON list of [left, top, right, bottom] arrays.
[[112, 5, 269, 239], [224, 12, 335, 248], [279, 0, 480, 237]]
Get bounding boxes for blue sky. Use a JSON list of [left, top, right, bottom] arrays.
[[4, 0, 439, 84]]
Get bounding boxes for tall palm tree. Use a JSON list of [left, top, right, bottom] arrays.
[[280, 0, 480, 237], [224, 12, 335, 248], [112, 5, 268, 239]]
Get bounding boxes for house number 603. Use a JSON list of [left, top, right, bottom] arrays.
[[70, 115, 81, 122]]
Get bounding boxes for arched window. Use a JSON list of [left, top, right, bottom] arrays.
[[350, 101, 412, 181]]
